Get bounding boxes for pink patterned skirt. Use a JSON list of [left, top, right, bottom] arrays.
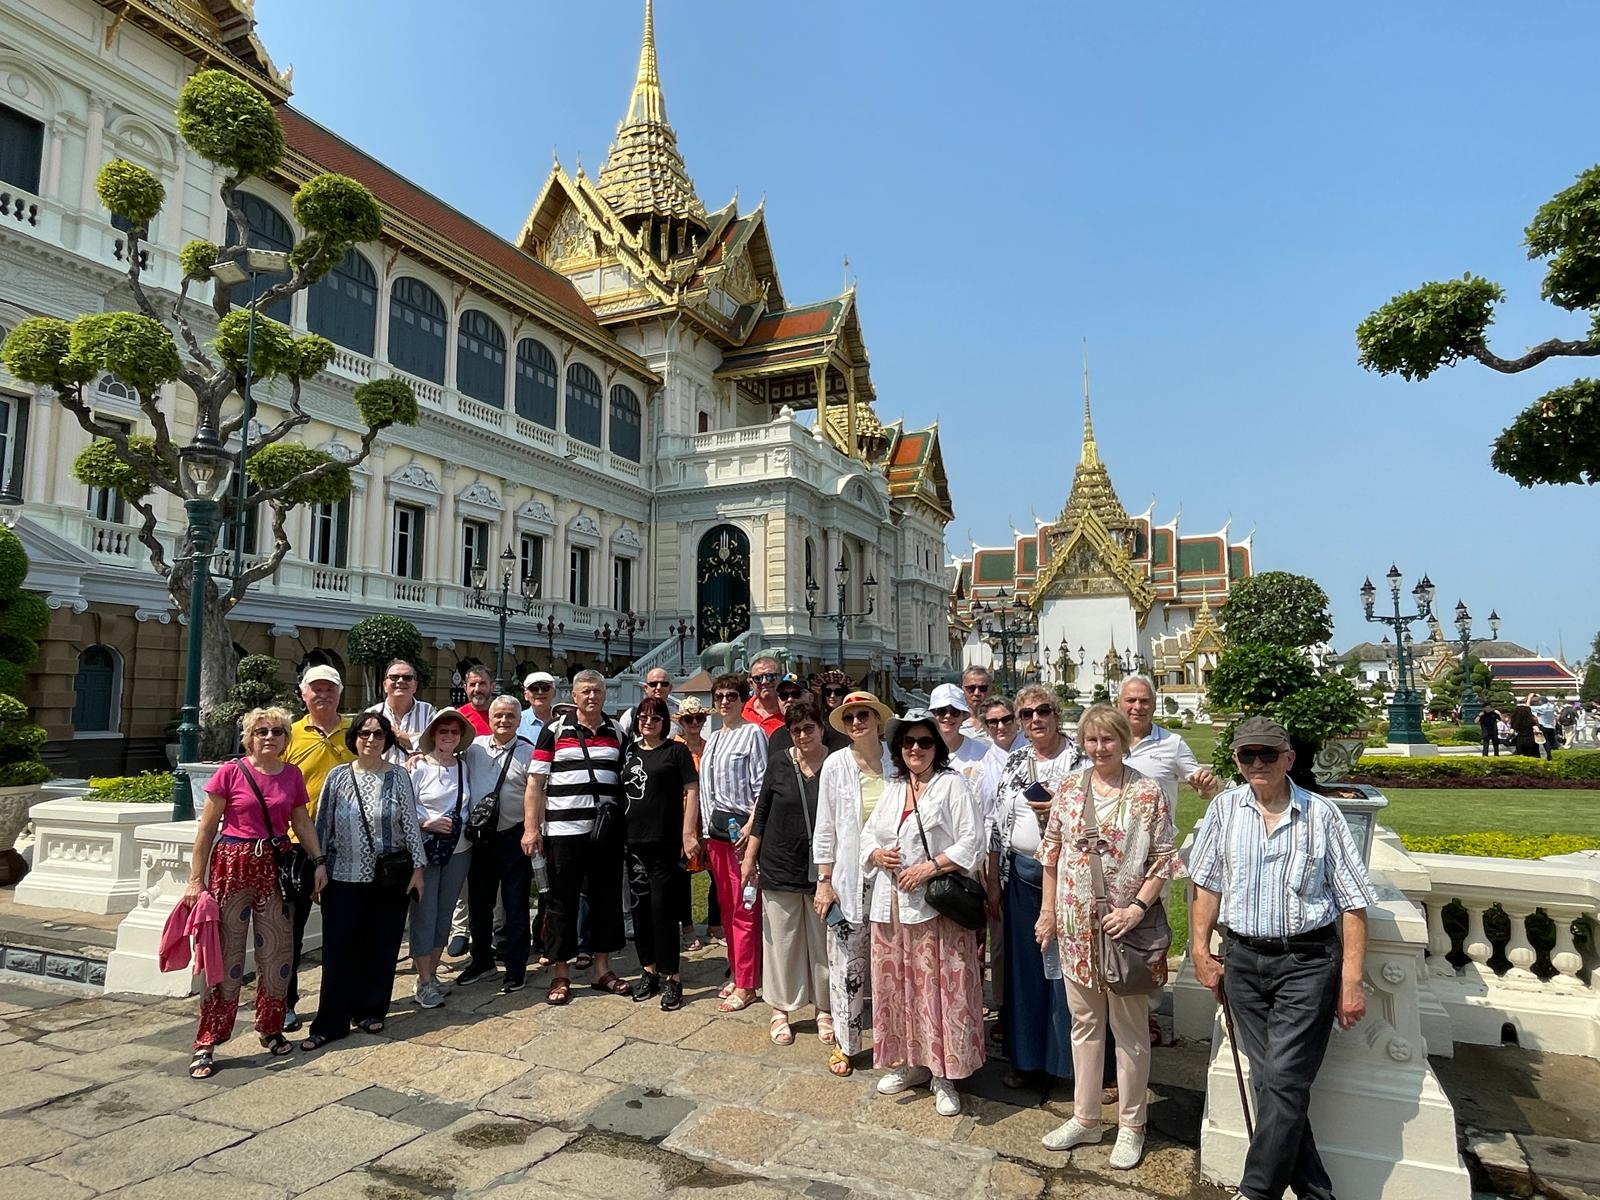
[[870, 906, 986, 1079]]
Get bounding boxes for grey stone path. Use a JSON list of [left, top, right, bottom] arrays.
[[0, 948, 1231, 1199]]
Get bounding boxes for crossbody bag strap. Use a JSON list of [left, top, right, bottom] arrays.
[[485, 737, 524, 819], [1079, 768, 1108, 909], [236, 758, 282, 842], [789, 748, 819, 882], [909, 780, 936, 862], [452, 758, 466, 824]]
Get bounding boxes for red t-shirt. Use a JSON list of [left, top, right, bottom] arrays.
[[457, 703, 492, 737], [206, 759, 309, 839], [741, 698, 784, 736]]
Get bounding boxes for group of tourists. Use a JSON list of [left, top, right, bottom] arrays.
[[177, 653, 1375, 1197], [1476, 694, 1595, 756]]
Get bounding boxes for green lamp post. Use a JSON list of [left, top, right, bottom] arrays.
[[170, 421, 236, 820], [1454, 601, 1499, 726], [1361, 566, 1434, 745]]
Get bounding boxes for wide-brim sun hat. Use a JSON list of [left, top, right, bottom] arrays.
[[676, 696, 710, 717], [886, 707, 942, 747], [828, 689, 894, 735], [418, 709, 476, 755]]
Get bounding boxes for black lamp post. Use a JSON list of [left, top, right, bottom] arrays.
[[1453, 602, 1499, 725], [470, 544, 536, 694], [0, 475, 21, 528], [617, 610, 646, 666], [538, 612, 565, 666], [892, 653, 906, 684], [810, 554, 877, 668], [171, 422, 236, 820], [594, 623, 616, 672], [1361, 565, 1434, 745], [671, 618, 694, 673], [973, 588, 1035, 693]]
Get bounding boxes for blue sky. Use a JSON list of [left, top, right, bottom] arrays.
[[257, 0, 1600, 658]]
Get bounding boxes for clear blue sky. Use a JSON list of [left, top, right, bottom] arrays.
[[257, 0, 1600, 659]]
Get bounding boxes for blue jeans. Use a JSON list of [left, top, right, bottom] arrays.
[[410, 850, 471, 957]]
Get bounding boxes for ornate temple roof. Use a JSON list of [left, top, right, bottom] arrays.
[[594, 1, 708, 230], [96, 0, 291, 99], [875, 421, 952, 519], [1057, 365, 1133, 533]]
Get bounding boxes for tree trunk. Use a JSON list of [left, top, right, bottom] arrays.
[[167, 567, 242, 760]]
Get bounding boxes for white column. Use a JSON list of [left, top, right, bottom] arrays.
[[79, 97, 106, 210], [433, 467, 457, 587], [44, 120, 67, 200]]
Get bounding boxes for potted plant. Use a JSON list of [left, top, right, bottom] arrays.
[[1054, 682, 1084, 722]]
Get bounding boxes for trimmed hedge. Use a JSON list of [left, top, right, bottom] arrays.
[[1351, 751, 1600, 789], [84, 772, 177, 804], [1401, 832, 1600, 858]]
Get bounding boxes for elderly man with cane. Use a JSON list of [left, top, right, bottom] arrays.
[[1187, 716, 1377, 1200]]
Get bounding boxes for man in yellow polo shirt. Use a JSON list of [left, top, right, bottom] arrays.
[[282, 663, 353, 1029]]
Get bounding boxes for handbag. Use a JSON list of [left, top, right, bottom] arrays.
[[421, 759, 465, 867], [465, 737, 527, 844], [1081, 769, 1171, 995], [352, 768, 414, 890], [910, 784, 986, 931], [237, 759, 312, 908]]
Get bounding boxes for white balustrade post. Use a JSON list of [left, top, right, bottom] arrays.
[[1545, 905, 1588, 991], [1424, 898, 1457, 978], [1462, 901, 1494, 981], [1501, 903, 1539, 983]]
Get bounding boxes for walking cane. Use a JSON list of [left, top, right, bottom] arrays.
[[1219, 987, 1254, 1140]]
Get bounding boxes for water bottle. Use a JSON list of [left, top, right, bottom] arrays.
[[741, 880, 758, 910], [725, 816, 742, 842], [530, 851, 550, 894], [1042, 937, 1063, 981]]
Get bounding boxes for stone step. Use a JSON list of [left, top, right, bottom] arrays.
[[0, 887, 119, 989]]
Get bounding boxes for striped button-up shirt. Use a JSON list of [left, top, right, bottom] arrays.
[[1186, 781, 1376, 938]]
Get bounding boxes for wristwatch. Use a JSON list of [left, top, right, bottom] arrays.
[[1130, 897, 1149, 912]]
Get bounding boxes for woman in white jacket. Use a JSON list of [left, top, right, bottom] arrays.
[[812, 690, 894, 1078], [860, 708, 985, 1117]]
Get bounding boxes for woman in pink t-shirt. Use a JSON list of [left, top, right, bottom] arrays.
[[181, 705, 327, 1079]]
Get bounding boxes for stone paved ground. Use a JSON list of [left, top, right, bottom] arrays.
[[0, 946, 1234, 1200]]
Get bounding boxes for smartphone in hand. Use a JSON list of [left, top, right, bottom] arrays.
[[825, 902, 847, 928]]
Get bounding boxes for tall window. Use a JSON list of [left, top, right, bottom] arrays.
[[568, 545, 591, 606], [72, 645, 120, 733], [514, 338, 557, 427], [306, 248, 376, 356], [224, 194, 294, 323], [608, 385, 641, 461], [0, 104, 44, 194], [456, 311, 506, 406], [461, 518, 489, 587], [309, 499, 349, 567], [387, 278, 447, 384], [393, 503, 426, 579], [0, 393, 28, 494], [612, 557, 633, 613], [565, 363, 602, 446], [520, 533, 544, 596], [86, 417, 132, 523]]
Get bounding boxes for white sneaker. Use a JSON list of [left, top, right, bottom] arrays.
[[413, 980, 445, 1009], [876, 1065, 932, 1095], [930, 1075, 961, 1116], [1041, 1116, 1104, 1151], [1108, 1126, 1145, 1169]]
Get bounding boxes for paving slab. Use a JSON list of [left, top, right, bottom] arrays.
[[481, 1066, 621, 1125], [47, 1040, 190, 1082], [296, 1169, 434, 1200], [0, 1161, 97, 1200], [98, 1165, 291, 1200], [759, 1069, 872, 1121], [183, 1070, 369, 1131], [585, 1085, 697, 1142], [611, 1002, 714, 1045], [388, 1098, 475, 1131], [411, 1013, 538, 1054], [985, 1159, 1047, 1200], [774, 1123, 994, 1195], [0, 1115, 81, 1167], [38, 1012, 191, 1052], [36, 1114, 248, 1191], [515, 1027, 627, 1071], [860, 1090, 973, 1142], [666, 1103, 802, 1171], [589, 1037, 705, 1086], [370, 1112, 572, 1193], [33, 1069, 222, 1137], [497, 1134, 714, 1196], [0, 1068, 94, 1116], [1521, 1135, 1600, 1200], [331, 1039, 470, 1094], [669, 1054, 781, 1107], [0, 1039, 73, 1071], [964, 1096, 1073, 1168], [197, 1103, 422, 1192]]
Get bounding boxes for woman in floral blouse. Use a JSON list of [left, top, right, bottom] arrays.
[[1034, 704, 1177, 1172]]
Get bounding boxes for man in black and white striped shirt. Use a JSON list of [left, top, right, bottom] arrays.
[[525, 669, 630, 1002]]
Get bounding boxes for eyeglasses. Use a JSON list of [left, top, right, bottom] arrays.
[[639, 714, 664, 725], [433, 725, 462, 737], [751, 673, 779, 684], [899, 735, 937, 751], [791, 725, 820, 738], [713, 691, 742, 702], [843, 709, 875, 725], [385, 673, 415, 683], [645, 680, 671, 689], [963, 683, 991, 694], [680, 714, 707, 724], [823, 687, 847, 699], [931, 706, 963, 720], [985, 715, 1016, 727], [778, 690, 803, 702], [1017, 705, 1056, 721], [251, 727, 287, 738], [1236, 747, 1282, 765], [354, 728, 386, 740], [525, 683, 552, 692]]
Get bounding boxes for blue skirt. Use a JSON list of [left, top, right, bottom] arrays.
[[1000, 852, 1074, 1077]]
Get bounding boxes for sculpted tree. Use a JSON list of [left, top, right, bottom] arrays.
[[0, 70, 417, 714], [1356, 165, 1600, 486], [1220, 571, 1334, 649]]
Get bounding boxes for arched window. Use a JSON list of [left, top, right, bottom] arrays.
[[456, 311, 505, 407], [565, 362, 602, 446], [387, 277, 447, 383], [608, 385, 641, 461], [72, 645, 120, 733], [224, 194, 294, 323], [514, 338, 557, 427], [306, 248, 376, 356]]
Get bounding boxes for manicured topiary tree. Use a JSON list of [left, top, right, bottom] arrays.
[[347, 614, 429, 705], [202, 653, 295, 759], [0, 70, 418, 720]]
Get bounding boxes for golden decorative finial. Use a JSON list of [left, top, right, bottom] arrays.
[[625, 0, 665, 126], [1080, 337, 1098, 467]]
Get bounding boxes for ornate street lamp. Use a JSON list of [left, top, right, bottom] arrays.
[[0, 475, 22, 529], [974, 588, 1036, 694], [537, 611, 565, 667], [470, 544, 536, 693], [1361, 565, 1434, 744], [617, 611, 646, 665], [1453, 600, 1483, 725], [670, 617, 694, 673], [594, 622, 616, 672], [171, 421, 236, 819], [820, 554, 877, 669]]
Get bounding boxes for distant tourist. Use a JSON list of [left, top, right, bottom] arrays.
[[1187, 716, 1376, 1200], [1118, 676, 1218, 806], [929, 682, 992, 801], [960, 666, 995, 742], [741, 656, 786, 734], [1508, 698, 1540, 757], [618, 667, 674, 741], [1530, 692, 1559, 758], [673, 696, 718, 948], [1476, 704, 1501, 756]]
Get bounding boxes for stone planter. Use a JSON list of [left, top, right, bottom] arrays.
[[13, 797, 172, 913], [1311, 733, 1369, 786], [0, 782, 44, 886], [178, 761, 223, 813]]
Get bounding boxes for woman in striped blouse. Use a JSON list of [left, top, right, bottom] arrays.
[[698, 672, 768, 1012]]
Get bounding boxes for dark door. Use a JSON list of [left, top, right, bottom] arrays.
[[697, 525, 751, 650]]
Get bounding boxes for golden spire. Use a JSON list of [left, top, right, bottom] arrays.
[[595, 0, 709, 234], [1080, 338, 1098, 467], [1057, 338, 1131, 533]]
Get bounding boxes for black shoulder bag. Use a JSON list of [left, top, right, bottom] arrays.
[[421, 759, 466, 866], [575, 722, 624, 847], [787, 748, 820, 884], [465, 738, 528, 844], [237, 758, 312, 908], [353, 769, 414, 890], [911, 780, 986, 931]]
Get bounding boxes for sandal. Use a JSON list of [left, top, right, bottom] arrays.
[[816, 1014, 836, 1046], [299, 1034, 333, 1052], [547, 976, 573, 1006], [718, 990, 755, 1013], [718, 980, 737, 1000], [591, 971, 630, 995], [769, 1013, 793, 1045], [828, 1047, 854, 1077], [356, 1018, 384, 1034], [573, 952, 594, 971], [188, 1048, 216, 1079], [259, 1033, 293, 1058]]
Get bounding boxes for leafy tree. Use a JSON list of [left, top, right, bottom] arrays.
[[202, 654, 295, 759], [347, 614, 429, 704], [1220, 571, 1334, 649], [1581, 631, 1600, 705], [1356, 166, 1600, 487], [1431, 660, 1513, 716], [0, 70, 418, 718]]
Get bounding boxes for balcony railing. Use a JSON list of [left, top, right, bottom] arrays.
[[0, 188, 40, 228]]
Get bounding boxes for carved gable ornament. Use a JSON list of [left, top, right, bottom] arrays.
[[316, 438, 355, 464], [612, 526, 642, 548], [1032, 514, 1156, 617], [389, 462, 440, 491], [518, 498, 555, 525], [722, 245, 759, 305], [568, 513, 601, 539], [458, 481, 503, 510], [546, 204, 597, 268]]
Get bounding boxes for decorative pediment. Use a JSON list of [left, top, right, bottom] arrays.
[[388, 462, 440, 493], [458, 481, 503, 510], [518, 498, 555, 525], [316, 439, 355, 463], [545, 203, 598, 270], [1031, 511, 1156, 617], [612, 526, 642, 549], [568, 512, 601, 539]]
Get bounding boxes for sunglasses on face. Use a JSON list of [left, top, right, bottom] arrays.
[[963, 684, 990, 694], [1236, 747, 1282, 765], [778, 690, 803, 702], [931, 707, 963, 720], [985, 715, 1016, 727], [823, 687, 847, 699], [680, 714, 707, 724], [355, 728, 386, 740], [251, 728, 287, 738], [526, 683, 552, 692], [386, 673, 415, 683], [1017, 705, 1056, 721], [751, 673, 779, 684], [713, 691, 741, 702], [645, 680, 671, 689], [843, 710, 875, 725], [899, 735, 937, 751], [639, 714, 664, 725], [791, 724, 820, 738]]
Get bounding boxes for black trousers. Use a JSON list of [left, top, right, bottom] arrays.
[[467, 826, 532, 979], [629, 844, 683, 976], [1223, 937, 1340, 1200], [284, 846, 314, 1012], [310, 879, 409, 1041], [544, 833, 624, 964], [1481, 733, 1499, 756]]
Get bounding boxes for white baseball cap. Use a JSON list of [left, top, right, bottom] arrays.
[[301, 665, 342, 687], [928, 682, 970, 713], [523, 671, 557, 688]]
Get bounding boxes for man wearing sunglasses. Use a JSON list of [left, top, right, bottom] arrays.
[[1187, 716, 1377, 1200], [766, 674, 848, 762], [959, 667, 995, 742], [618, 668, 674, 741], [741, 656, 786, 735], [367, 658, 434, 764], [519, 671, 557, 745]]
